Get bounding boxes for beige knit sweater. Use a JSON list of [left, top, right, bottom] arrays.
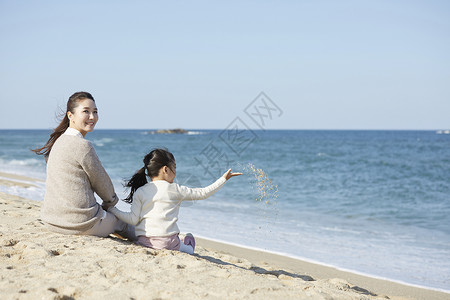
[[41, 132, 118, 234]]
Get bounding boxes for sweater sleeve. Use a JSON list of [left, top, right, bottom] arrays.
[[79, 142, 119, 208], [174, 177, 227, 201], [108, 193, 143, 226]]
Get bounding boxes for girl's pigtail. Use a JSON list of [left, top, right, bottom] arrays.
[[123, 167, 147, 203]]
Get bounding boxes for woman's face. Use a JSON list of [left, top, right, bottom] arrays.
[[67, 99, 98, 137]]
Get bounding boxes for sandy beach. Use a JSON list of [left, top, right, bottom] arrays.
[[0, 172, 448, 300]]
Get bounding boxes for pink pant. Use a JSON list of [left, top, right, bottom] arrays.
[[137, 234, 195, 254], [137, 234, 181, 250]]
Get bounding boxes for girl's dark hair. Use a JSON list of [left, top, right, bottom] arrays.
[[32, 92, 95, 160], [123, 148, 175, 203]]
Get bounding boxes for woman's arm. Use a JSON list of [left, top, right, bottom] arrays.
[[79, 142, 118, 209]]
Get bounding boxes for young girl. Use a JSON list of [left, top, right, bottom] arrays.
[[108, 148, 242, 254]]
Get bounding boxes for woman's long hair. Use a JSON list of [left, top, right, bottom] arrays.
[[32, 92, 95, 160], [123, 148, 175, 203]]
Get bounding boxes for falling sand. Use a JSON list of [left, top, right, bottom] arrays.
[[241, 163, 279, 204]]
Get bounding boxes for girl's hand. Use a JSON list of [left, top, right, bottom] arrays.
[[223, 169, 243, 180]]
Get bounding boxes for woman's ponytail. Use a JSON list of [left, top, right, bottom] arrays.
[[123, 167, 148, 203], [31, 114, 70, 160]]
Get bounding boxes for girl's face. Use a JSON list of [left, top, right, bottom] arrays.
[[165, 163, 176, 183], [158, 163, 176, 183], [67, 99, 98, 137]]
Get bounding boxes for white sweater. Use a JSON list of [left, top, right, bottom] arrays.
[[109, 177, 226, 237]]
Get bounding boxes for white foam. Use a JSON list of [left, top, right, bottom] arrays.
[[0, 175, 45, 201], [187, 131, 206, 135], [0, 158, 43, 167], [92, 138, 115, 147]]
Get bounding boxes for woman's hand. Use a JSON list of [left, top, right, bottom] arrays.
[[222, 169, 243, 180], [101, 202, 114, 211]]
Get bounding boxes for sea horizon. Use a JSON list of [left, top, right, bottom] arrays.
[[0, 128, 448, 131]]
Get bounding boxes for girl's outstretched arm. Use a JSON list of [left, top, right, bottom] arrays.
[[223, 168, 243, 180], [174, 169, 242, 201]]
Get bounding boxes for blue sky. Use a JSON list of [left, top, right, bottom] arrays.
[[1, 0, 449, 130]]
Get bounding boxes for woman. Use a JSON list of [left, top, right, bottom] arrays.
[[33, 92, 135, 239]]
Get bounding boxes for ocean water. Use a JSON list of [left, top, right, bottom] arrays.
[[0, 129, 449, 292]]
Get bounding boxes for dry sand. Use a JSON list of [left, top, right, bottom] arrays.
[[0, 172, 448, 300]]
